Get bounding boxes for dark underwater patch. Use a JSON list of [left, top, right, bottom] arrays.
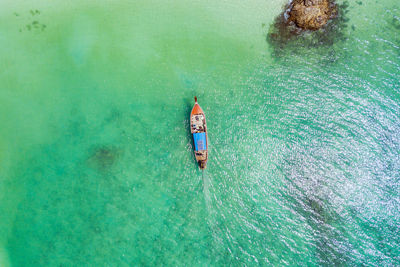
[[388, 8, 400, 56], [392, 10, 400, 30], [15, 9, 46, 33], [87, 146, 121, 171], [266, 1, 349, 60]]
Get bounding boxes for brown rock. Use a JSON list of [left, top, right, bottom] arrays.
[[288, 0, 335, 30]]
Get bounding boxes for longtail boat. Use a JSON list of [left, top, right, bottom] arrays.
[[190, 96, 208, 169]]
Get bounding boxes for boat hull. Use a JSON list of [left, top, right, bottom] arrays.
[[190, 97, 208, 169]]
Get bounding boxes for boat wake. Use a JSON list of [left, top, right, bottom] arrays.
[[202, 171, 223, 248], [202, 171, 212, 213]]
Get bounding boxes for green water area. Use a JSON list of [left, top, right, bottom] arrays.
[[0, 0, 399, 265]]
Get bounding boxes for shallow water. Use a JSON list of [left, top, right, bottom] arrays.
[[0, 0, 399, 265]]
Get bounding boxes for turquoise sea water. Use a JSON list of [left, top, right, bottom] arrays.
[[1, 0, 399, 265]]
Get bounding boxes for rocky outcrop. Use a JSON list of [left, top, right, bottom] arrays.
[[288, 0, 336, 30], [266, 0, 347, 58]]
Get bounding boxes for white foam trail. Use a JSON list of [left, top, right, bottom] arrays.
[[202, 171, 212, 213], [202, 171, 223, 247]]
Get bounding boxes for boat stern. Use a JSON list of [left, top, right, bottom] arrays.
[[199, 160, 207, 169]]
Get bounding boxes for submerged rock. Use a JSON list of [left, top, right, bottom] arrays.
[[288, 0, 337, 30], [266, 0, 348, 58], [87, 146, 121, 171]]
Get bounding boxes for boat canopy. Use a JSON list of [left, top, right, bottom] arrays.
[[191, 114, 205, 133], [193, 132, 206, 151]]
